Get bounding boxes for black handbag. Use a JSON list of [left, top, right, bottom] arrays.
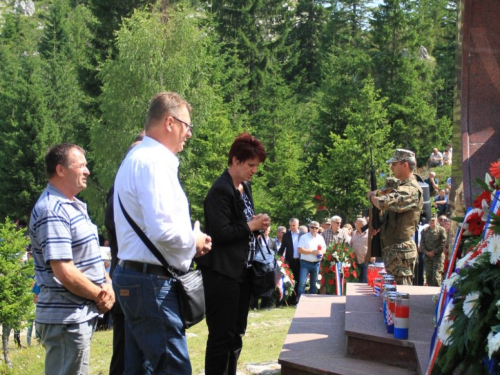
[[251, 238, 280, 298], [118, 196, 205, 329]]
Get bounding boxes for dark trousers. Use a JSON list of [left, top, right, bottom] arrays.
[[201, 267, 252, 375], [288, 258, 301, 305], [414, 252, 425, 286], [356, 262, 368, 284], [109, 299, 125, 375]]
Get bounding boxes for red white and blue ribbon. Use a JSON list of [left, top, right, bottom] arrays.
[[334, 262, 343, 296], [278, 276, 285, 301]]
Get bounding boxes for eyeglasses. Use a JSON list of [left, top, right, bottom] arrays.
[[172, 116, 194, 130], [309, 227, 319, 230]]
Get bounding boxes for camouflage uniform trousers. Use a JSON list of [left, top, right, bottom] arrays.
[[382, 241, 417, 285], [425, 253, 444, 287]]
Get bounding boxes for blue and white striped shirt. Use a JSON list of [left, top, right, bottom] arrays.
[[29, 184, 105, 324]]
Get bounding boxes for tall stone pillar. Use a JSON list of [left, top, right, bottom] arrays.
[[451, 0, 500, 215]]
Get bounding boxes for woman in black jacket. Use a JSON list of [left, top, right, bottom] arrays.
[[197, 133, 269, 375]]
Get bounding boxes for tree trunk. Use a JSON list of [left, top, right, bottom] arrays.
[[2, 325, 12, 369]]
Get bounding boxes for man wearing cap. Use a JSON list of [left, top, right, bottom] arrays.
[[420, 216, 447, 286], [366, 149, 423, 285], [321, 218, 331, 231]]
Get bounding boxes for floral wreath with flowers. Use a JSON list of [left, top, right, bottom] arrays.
[[320, 240, 359, 295], [430, 160, 500, 374]]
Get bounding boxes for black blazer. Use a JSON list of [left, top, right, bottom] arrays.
[[196, 169, 254, 280], [278, 231, 302, 264]]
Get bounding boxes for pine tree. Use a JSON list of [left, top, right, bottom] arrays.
[[207, 0, 294, 110], [247, 64, 316, 223], [0, 219, 35, 367], [38, 0, 96, 147], [0, 13, 62, 220], [286, 0, 327, 91], [427, 0, 457, 121], [92, 3, 231, 222], [313, 44, 372, 158], [316, 78, 392, 220], [370, 0, 452, 164]]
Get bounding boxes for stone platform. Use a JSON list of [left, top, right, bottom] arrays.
[[278, 283, 439, 375]]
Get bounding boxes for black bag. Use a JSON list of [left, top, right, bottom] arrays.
[[118, 196, 205, 329], [251, 239, 280, 298], [167, 267, 205, 329]]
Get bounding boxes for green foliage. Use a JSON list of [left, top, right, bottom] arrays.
[[0, 0, 456, 230], [2, 307, 296, 374], [39, 0, 96, 147], [286, 0, 327, 91], [0, 45, 60, 221], [0, 1, 96, 221], [256, 130, 315, 224], [316, 78, 392, 221], [314, 42, 372, 157], [0, 219, 34, 328], [92, 3, 231, 223], [370, 0, 453, 164], [208, 0, 294, 98]]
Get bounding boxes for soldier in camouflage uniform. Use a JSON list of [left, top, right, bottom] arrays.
[[367, 149, 423, 285], [420, 217, 447, 286]]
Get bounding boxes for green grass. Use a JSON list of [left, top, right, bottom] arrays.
[[0, 307, 296, 375]]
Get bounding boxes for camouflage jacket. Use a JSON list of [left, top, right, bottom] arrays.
[[379, 176, 423, 247], [420, 225, 447, 256]]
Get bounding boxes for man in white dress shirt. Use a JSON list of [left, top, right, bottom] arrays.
[[297, 221, 326, 301], [113, 92, 212, 374]]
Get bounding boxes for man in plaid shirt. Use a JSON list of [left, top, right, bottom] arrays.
[[321, 215, 350, 247]]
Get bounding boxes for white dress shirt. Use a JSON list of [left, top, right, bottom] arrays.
[[298, 233, 326, 262], [291, 231, 300, 258], [113, 136, 196, 272]]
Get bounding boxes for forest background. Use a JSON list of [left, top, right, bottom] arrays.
[[0, 0, 456, 231]]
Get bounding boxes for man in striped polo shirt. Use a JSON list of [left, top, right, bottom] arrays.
[[29, 143, 115, 375]]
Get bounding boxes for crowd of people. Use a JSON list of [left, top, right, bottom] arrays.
[[427, 144, 452, 168], [11, 89, 456, 375]]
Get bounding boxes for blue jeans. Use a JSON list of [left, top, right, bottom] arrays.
[[36, 317, 97, 375], [357, 262, 368, 283], [27, 319, 40, 346], [298, 259, 320, 300], [113, 265, 190, 375]]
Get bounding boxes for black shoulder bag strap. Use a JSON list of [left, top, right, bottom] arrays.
[[118, 195, 178, 277]]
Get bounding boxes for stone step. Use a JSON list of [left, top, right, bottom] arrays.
[[279, 294, 418, 375], [344, 283, 439, 375]]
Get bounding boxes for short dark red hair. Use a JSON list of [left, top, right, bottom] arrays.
[[228, 133, 266, 166]]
